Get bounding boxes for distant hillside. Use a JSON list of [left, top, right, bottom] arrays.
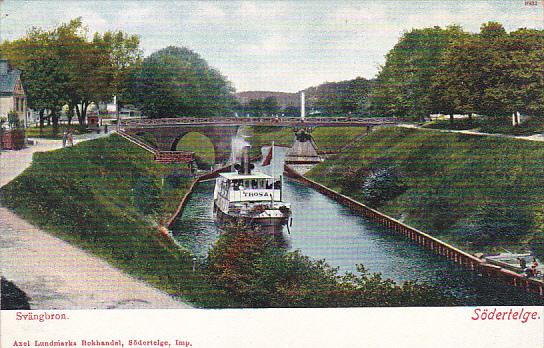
[[301, 77, 375, 115], [236, 76, 375, 116], [235, 91, 299, 108]]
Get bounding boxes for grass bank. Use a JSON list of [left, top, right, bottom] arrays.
[[306, 127, 544, 258], [0, 134, 235, 307], [248, 126, 369, 155], [423, 117, 544, 136], [175, 132, 215, 168]]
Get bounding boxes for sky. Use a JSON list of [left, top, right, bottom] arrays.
[[1, 0, 543, 92]]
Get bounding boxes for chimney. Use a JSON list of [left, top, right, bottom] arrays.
[[300, 92, 305, 120], [0, 59, 8, 75]]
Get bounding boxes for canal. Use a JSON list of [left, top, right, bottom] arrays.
[[172, 147, 543, 305]]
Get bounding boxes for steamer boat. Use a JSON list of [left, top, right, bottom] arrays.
[[213, 145, 291, 234]]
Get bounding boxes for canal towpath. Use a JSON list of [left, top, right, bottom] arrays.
[[1, 133, 193, 309]]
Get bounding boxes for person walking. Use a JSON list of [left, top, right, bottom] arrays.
[[67, 129, 74, 147], [62, 130, 68, 148]]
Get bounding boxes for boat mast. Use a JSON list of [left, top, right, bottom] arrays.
[[271, 141, 275, 208]]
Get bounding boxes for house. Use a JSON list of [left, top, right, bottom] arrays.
[[0, 59, 26, 125]]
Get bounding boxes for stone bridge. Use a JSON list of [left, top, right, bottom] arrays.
[[121, 117, 398, 164]]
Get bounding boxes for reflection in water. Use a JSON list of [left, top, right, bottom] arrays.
[[172, 147, 543, 305]]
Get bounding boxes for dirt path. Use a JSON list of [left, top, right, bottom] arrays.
[[1, 135, 193, 309], [398, 123, 544, 142]]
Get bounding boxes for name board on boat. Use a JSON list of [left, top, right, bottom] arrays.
[[242, 191, 272, 198]]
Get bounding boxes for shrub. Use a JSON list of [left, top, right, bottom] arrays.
[[361, 166, 406, 207], [7, 110, 19, 129], [454, 202, 532, 247], [206, 224, 454, 307]]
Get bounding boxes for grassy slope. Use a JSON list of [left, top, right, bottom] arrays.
[[248, 126, 369, 155], [0, 135, 234, 307], [175, 132, 215, 166], [306, 126, 544, 257]]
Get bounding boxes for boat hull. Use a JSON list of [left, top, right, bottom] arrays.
[[213, 203, 289, 235]]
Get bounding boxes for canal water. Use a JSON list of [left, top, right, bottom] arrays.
[[172, 147, 543, 305]]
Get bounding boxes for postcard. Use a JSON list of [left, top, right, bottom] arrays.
[[1, 1, 543, 347]]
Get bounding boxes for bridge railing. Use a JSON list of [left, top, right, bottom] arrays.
[[120, 117, 399, 127]]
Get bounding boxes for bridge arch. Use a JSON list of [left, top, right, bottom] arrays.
[[171, 131, 216, 166], [125, 125, 240, 165]]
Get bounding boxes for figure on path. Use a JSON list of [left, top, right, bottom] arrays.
[[67, 129, 74, 147]]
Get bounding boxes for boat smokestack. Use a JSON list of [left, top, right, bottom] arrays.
[[300, 92, 305, 120], [241, 145, 251, 175]]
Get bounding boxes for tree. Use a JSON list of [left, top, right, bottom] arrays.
[[502, 28, 544, 118], [369, 26, 467, 120], [262, 96, 279, 116], [433, 23, 544, 123], [1, 18, 143, 128], [0, 28, 68, 133], [432, 33, 481, 123], [54, 18, 115, 126], [247, 98, 264, 116], [92, 30, 143, 104], [127, 46, 235, 118], [305, 77, 373, 116]]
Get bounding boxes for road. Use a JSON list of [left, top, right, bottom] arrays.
[[1, 133, 193, 309]]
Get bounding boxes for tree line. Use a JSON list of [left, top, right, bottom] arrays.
[[239, 20, 544, 122], [304, 77, 374, 116], [237, 77, 375, 118], [1, 18, 142, 130], [5, 19, 541, 128], [369, 22, 544, 122], [1, 18, 236, 132]]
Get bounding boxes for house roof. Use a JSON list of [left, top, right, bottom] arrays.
[[0, 64, 22, 95]]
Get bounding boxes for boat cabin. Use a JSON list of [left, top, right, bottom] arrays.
[[215, 172, 282, 203]]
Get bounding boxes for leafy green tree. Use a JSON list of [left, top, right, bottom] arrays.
[[369, 25, 467, 120], [92, 30, 143, 105], [432, 33, 480, 123], [262, 96, 279, 116], [0, 28, 68, 133], [283, 105, 300, 117], [502, 28, 544, 118], [1, 18, 142, 128], [306, 77, 373, 116], [247, 98, 264, 116], [127, 46, 235, 118], [433, 23, 544, 124], [54, 19, 115, 126]]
